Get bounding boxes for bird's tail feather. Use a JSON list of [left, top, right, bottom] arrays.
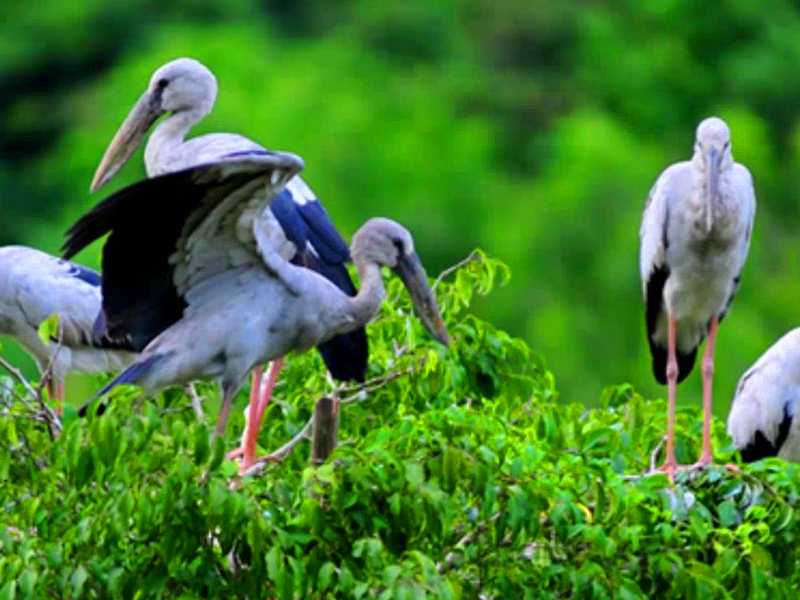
[[317, 328, 369, 383], [79, 353, 166, 417]]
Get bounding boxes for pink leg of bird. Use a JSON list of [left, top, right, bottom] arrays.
[[242, 359, 284, 469], [695, 316, 719, 468], [47, 378, 64, 417], [658, 316, 679, 480], [227, 365, 264, 461]]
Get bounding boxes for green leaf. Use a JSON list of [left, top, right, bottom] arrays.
[[70, 566, 88, 598], [192, 423, 210, 465], [36, 314, 60, 346], [717, 500, 739, 528], [0, 581, 16, 600], [405, 462, 424, 488]]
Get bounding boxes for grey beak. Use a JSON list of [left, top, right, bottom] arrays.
[[393, 251, 450, 346], [90, 90, 164, 192], [705, 147, 721, 233]]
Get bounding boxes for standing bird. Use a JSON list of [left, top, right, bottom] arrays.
[[87, 58, 367, 462], [0, 246, 136, 411], [727, 329, 800, 462], [63, 155, 449, 445], [639, 117, 756, 477]]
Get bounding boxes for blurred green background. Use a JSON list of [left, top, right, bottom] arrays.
[[2, 0, 800, 414]]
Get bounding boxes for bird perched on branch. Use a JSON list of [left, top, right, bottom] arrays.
[[639, 117, 756, 478], [727, 329, 800, 462], [63, 155, 449, 449], [0, 246, 136, 412], [88, 57, 367, 465]]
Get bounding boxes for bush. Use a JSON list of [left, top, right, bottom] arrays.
[[1, 253, 798, 598]]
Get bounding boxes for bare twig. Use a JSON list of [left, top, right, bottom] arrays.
[[0, 356, 39, 400], [433, 249, 481, 290], [186, 383, 205, 421], [438, 511, 502, 573], [649, 437, 665, 472], [0, 355, 61, 436], [31, 327, 65, 438], [338, 368, 411, 401], [240, 419, 313, 478]]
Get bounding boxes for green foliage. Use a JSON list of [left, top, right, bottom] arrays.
[[1, 257, 798, 598]]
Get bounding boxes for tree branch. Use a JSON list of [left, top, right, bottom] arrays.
[[433, 249, 481, 290]]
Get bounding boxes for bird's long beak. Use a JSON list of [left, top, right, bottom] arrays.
[[90, 90, 164, 192], [393, 251, 450, 346], [705, 147, 721, 233]]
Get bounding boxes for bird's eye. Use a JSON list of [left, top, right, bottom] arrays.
[[392, 239, 405, 254], [156, 78, 169, 89]]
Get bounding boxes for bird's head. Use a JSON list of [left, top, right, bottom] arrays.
[[694, 117, 732, 232], [352, 218, 450, 346], [148, 58, 218, 116], [90, 58, 218, 192]]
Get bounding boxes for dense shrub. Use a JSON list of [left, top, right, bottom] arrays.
[[1, 255, 798, 598]]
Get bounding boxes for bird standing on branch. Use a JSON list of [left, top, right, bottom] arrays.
[[640, 117, 755, 478]]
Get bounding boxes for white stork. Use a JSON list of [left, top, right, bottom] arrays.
[[640, 116, 756, 477], [0, 246, 135, 411], [727, 329, 800, 462], [87, 58, 367, 466], [63, 155, 449, 447]]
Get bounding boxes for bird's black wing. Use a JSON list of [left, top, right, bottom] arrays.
[[63, 154, 303, 351], [641, 174, 697, 384], [268, 180, 368, 382]]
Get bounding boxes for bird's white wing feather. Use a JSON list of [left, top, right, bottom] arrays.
[[639, 167, 673, 292], [730, 163, 757, 279], [0, 246, 101, 347], [172, 156, 301, 306], [728, 329, 800, 450]]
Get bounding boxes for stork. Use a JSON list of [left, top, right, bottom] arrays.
[[63, 155, 449, 448], [727, 329, 800, 462], [0, 246, 136, 411], [639, 117, 756, 478], [87, 58, 367, 465]]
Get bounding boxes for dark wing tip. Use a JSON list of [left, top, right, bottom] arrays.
[[739, 404, 793, 463], [650, 343, 697, 385], [739, 431, 779, 463], [317, 328, 369, 383]]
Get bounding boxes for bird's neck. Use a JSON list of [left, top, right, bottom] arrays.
[[347, 262, 386, 328], [145, 109, 204, 175]]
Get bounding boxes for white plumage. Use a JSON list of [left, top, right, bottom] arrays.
[[639, 117, 756, 475], [0, 246, 135, 404], [727, 329, 800, 462]]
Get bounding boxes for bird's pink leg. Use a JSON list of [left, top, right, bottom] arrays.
[[658, 316, 679, 480], [242, 359, 284, 469], [695, 316, 718, 468], [47, 378, 64, 417], [227, 365, 264, 461], [214, 387, 236, 440]]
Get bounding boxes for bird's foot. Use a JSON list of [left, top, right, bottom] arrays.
[[686, 452, 714, 472], [651, 459, 679, 482]]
